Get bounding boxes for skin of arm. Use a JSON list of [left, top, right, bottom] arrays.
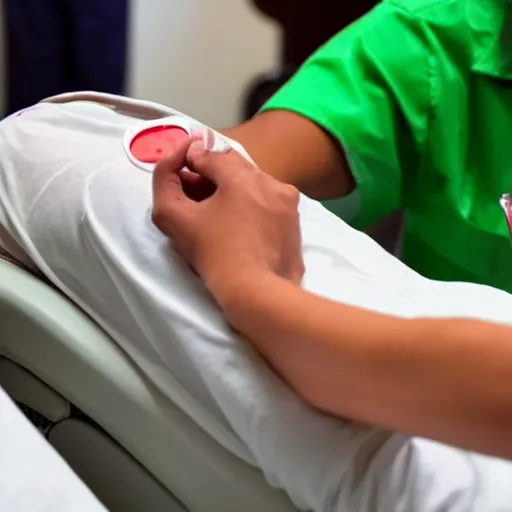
[[222, 112, 395, 243], [153, 139, 512, 460], [220, 110, 355, 200], [217, 270, 512, 460]]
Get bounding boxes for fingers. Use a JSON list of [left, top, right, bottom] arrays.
[[186, 138, 253, 184], [152, 137, 197, 233], [179, 168, 217, 202], [152, 133, 256, 235], [190, 126, 216, 151]]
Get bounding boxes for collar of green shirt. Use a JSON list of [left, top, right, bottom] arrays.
[[468, 0, 512, 78]]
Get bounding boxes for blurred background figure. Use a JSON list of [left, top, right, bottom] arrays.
[[3, 0, 129, 116]]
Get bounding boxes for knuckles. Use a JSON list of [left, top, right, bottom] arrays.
[[275, 183, 300, 206], [281, 184, 300, 202], [151, 206, 169, 232]]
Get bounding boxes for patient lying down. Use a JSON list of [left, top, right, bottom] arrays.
[[0, 93, 511, 512]]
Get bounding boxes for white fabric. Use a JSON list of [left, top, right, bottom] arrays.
[[0, 386, 106, 512], [1, 93, 512, 511]]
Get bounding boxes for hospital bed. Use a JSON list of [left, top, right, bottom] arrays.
[[0, 253, 299, 512]]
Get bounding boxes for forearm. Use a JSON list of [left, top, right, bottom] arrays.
[[220, 111, 354, 200], [217, 272, 512, 458]]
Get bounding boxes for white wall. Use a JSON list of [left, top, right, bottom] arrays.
[[128, 0, 279, 127]]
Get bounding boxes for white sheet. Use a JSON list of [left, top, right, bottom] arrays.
[[1, 94, 512, 511], [0, 386, 106, 512]]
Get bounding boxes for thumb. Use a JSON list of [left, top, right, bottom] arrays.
[[152, 136, 197, 234], [186, 137, 253, 184]]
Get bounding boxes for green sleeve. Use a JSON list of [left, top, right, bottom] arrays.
[[261, 1, 430, 228]]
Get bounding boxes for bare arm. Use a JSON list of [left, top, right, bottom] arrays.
[[218, 271, 512, 460], [153, 140, 512, 460], [221, 110, 355, 200]]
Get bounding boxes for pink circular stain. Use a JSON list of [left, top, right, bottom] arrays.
[[130, 125, 189, 163]]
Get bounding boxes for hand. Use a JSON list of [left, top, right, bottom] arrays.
[[151, 137, 305, 304]]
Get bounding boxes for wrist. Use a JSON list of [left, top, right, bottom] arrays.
[[206, 268, 283, 328]]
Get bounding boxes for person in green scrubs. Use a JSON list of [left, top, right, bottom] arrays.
[[152, 0, 512, 458], [222, 0, 512, 292]]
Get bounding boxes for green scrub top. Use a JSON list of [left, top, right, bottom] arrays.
[[262, 0, 512, 292]]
